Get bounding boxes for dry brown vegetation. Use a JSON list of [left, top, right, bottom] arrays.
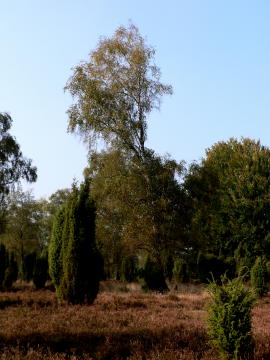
[[0, 282, 269, 359]]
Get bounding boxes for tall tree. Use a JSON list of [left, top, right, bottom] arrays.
[[65, 24, 188, 278], [65, 23, 172, 161]]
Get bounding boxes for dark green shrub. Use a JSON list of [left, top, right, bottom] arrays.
[[266, 260, 270, 282], [144, 257, 168, 292], [121, 254, 138, 282], [3, 267, 14, 290], [173, 258, 189, 283], [55, 180, 102, 304], [3, 254, 18, 290], [49, 206, 65, 296], [22, 252, 36, 281], [224, 257, 236, 279], [250, 257, 268, 297], [164, 254, 174, 281], [197, 253, 228, 283], [234, 245, 254, 279], [33, 257, 48, 289], [207, 275, 254, 360], [0, 244, 7, 289]]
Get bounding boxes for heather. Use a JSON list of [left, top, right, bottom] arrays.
[[0, 282, 267, 359]]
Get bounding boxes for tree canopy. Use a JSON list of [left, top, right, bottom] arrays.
[[65, 24, 172, 160], [185, 137, 270, 261], [0, 113, 37, 201]]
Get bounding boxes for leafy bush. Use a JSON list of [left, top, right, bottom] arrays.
[[251, 257, 268, 297], [207, 275, 254, 360]]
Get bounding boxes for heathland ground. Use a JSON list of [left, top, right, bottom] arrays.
[[0, 281, 269, 359]]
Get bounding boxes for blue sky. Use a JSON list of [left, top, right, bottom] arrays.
[[1, 1, 270, 198]]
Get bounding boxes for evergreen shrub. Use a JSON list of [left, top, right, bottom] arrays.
[[250, 257, 268, 297], [173, 258, 189, 283], [121, 254, 138, 282], [197, 253, 227, 283], [0, 244, 6, 289], [49, 180, 103, 304], [22, 252, 36, 281], [144, 257, 168, 292], [33, 257, 48, 289], [2, 253, 18, 290], [207, 275, 254, 360], [164, 254, 174, 281]]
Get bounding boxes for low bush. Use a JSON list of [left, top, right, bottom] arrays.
[[251, 257, 268, 297], [207, 275, 254, 360]]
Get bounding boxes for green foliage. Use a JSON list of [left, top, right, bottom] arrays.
[[49, 181, 102, 304], [266, 261, 270, 282], [173, 258, 189, 283], [0, 244, 7, 289], [144, 257, 168, 292], [185, 138, 270, 261], [0, 190, 48, 277], [197, 253, 229, 283], [65, 24, 172, 159], [3, 253, 18, 290], [49, 206, 65, 295], [250, 257, 268, 297], [164, 254, 174, 281], [207, 275, 254, 360], [0, 113, 37, 207], [33, 256, 48, 289], [121, 255, 138, 282], [65, 25, 188, 272], [22, 252, 36, 281]]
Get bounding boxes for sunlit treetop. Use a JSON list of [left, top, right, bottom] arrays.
[[65, 24, 172, 161]]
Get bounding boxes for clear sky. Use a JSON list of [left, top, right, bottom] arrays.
[[1, 1, 270, 199]]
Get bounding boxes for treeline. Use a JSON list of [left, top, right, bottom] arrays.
[[2, 136, 270, 294]]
